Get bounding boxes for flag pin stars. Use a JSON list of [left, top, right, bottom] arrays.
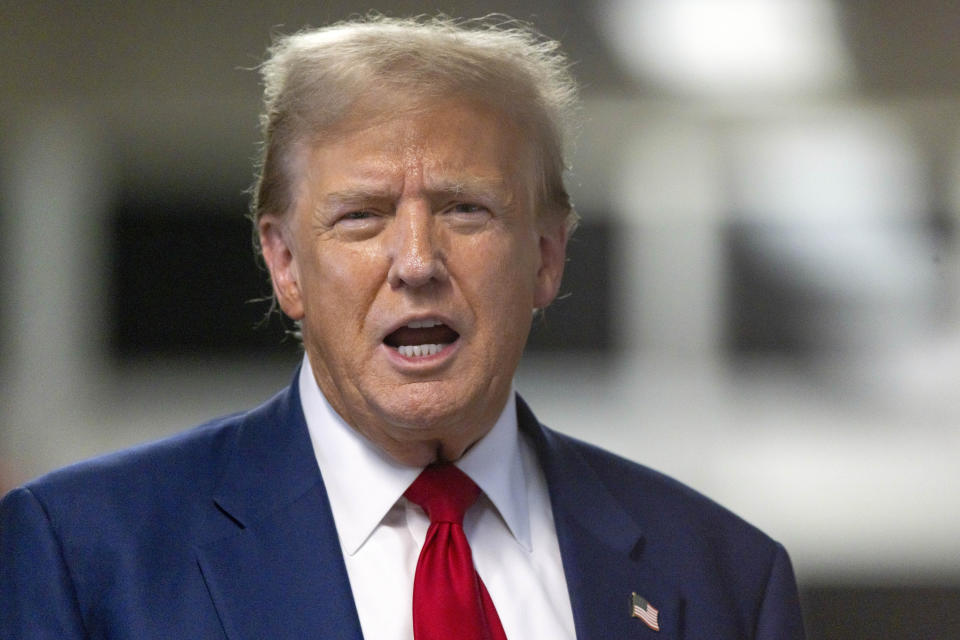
[[630, 592, 660, 631]]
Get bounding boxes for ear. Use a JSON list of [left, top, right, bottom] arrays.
[[258, 214, 305, 321], [533, 220, 568, 310]]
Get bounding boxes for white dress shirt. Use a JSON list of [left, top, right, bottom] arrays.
[[298, 355, 576, 639]]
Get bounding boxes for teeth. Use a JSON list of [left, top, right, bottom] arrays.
[[407, 319, 442, 329], [397, 344, 445, 358]]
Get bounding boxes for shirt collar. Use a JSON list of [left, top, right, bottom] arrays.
[[455, 390, 531, 552], [298, 355, 531, 555]]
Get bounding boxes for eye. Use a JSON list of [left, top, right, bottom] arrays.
[[444, 202, 493, 220], [444, 201, 493, 231], [341, 210, 375, 221], [331, 209, 385, 240], [449, 203, 487, 215], [334, 210, 383, 228]]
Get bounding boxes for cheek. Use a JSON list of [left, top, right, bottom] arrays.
[[462, 235, 539, 320], [300, 244, 388, 327]]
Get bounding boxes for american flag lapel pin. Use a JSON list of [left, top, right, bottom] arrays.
[[630, 592, 661, 631]]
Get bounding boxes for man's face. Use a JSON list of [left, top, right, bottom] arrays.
[[259, 99, 567, 466]]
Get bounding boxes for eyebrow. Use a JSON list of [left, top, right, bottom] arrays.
[[426, 176, 512, 201], [322, 187, 397, 209], [321, 176, 516, 209]]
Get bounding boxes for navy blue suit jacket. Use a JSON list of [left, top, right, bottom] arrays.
[[1, 376, 804, 638]]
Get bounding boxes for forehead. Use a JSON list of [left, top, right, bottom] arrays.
[[304, 99, 532, 193]]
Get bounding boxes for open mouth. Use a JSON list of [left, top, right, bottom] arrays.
[[384, 319, 460, 358]]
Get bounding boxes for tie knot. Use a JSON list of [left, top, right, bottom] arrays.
[[404, 464, 481, 525]]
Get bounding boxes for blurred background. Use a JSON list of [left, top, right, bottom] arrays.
[[2, 1, 958, 637]]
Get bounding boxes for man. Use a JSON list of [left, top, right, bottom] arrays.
[[0, 16, 805, 639]]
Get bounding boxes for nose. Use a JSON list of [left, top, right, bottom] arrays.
[[386, 201, 447, 289]]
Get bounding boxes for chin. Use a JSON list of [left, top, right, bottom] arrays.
[[374, 384, 478, 437]]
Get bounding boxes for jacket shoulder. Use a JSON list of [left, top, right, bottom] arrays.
[[22, 410, 242, 509], [552, 428, 776, 547], [0, 394, 292, 638]]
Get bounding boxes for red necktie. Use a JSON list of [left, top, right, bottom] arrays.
[[404, 464, 508, 640]]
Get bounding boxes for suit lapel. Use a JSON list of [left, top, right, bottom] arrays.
[[194, 375, 363, 640], [518, 397, 683, 638]]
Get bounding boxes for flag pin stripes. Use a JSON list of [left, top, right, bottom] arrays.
[[630, 592, 660, 631]]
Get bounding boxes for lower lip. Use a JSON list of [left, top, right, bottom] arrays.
[[381, 339, 460, 369]]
